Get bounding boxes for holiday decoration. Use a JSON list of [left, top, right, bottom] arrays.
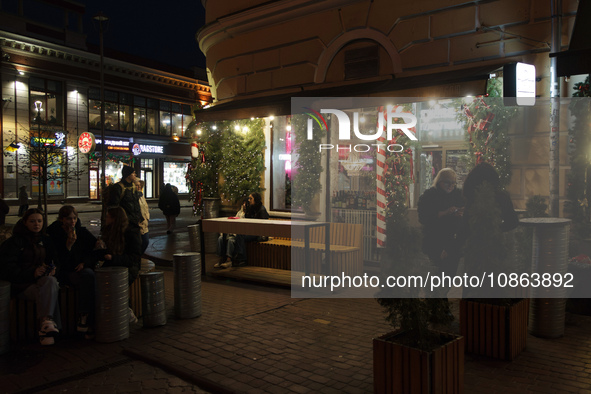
[[565, 76, 591, 239], [458, 79, 517, 189], [292, 114, 324, 214]]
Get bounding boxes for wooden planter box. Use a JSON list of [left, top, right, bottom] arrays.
[[373, 331, 464, 394], [460, 298, 529, 361]]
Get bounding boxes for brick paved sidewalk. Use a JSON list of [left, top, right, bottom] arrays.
[[3, 269, 591, 393]]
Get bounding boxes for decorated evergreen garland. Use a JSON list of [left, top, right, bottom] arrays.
[[292, 114, 323, 213], [219, 119, 265, 204], [459, 88, 517, 189], [566, 76, 591, 239]]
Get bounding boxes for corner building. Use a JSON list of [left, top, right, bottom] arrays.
[[1, 0, 212, 202]]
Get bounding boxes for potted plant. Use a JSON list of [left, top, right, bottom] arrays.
[[375, 213, 464, 393], [460, 181, 528, 361]]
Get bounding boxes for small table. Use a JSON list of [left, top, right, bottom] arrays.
[[202, 218, 330, 275], [520, 217, 571, 338]]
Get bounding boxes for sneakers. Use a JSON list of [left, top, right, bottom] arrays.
[[233, 260, 247, 267], [39, 318, 59, 346], [214, 256, 227, 268], [220, 261, 233, 268], [77, 313, 89, 333], [129, 307, 139, 324]]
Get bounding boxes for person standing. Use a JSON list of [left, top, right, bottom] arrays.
[[0, 197, 8, 226], [135, 179, 150, 254], [158, 183, 180, 234], [0, 208, 60, 345], [108, 165, 143, 230], [418, 168, 465, 298], [18, 185, 29, 217]]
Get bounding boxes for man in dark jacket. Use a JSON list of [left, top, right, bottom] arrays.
[[108, 165, 143, 230]]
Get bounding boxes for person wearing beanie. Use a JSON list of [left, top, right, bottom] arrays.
[[121, 165, 135, 181], [417, 168, 465, 299], [107, 165, 143, 231]]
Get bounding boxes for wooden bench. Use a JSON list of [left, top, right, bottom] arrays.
[[9, 259, 154, 342], [246, 222, 364, 276], [10, 286, 78, 342]]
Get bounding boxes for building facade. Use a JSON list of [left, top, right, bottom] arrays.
[[0, 0, 211, 202], [197, 0, 579, 210]]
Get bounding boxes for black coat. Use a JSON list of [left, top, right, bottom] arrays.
[[417, 187, 465, 260], [0, 223, 58, 295], [47, 219, 97, 275], [245, 203, 269, 219], [109, 181, 144, 227], [158, 186, 180, 216]]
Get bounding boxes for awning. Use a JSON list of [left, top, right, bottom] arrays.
[[195, 63, 505, 122], [550, 0, 591, 77]]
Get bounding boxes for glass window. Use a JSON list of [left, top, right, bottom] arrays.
[[147, 108, 157, 135], [134, 106, 147, 133], [134, 96, 146, 107], [120, 103, 131, 131], [104, 102, 118, 130], [172, 113, 183, 137], [271, 116, 292, 211], [181, 114, 193, 137], [159, 111, 171, 136], [163, 162, 189, 194], [29, 78, 63, 126], [88, 99, 101, 129]]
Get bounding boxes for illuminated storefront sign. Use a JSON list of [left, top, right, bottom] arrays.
[[96, 138, 131, 152], [30, 132, 66, 148], [78, 132, 96, 154], [132, 144, 164, 155]]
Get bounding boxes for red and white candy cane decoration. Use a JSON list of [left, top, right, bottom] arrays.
[[376, 107, 387, 248]]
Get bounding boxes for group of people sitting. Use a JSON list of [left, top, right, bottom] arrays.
[[0, 165, 149, 346]]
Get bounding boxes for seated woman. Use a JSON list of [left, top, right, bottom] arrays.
[[215, 198, 247, 269], [233, 192, 269, 267], [92, 206, 142, 323], [0, 208, 60, 345], [47, 205, 99, 337]]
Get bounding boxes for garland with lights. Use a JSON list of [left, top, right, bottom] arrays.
[[88, 152, 134, 165], [566, 76, 591, 238], [186, 118, 266, 214], [458, 81, 517, 189], [219, 119, 265, 204], [292, 114, 323, 213]]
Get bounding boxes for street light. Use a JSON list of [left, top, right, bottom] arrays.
[[34, 100, 44, 212], [93, 11, 109, 200]]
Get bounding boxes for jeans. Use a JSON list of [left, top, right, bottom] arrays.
[[59, 268, 96, 318], [217, 234, 237, 258], [20, 275, 61, 327], [234, 234, 261, 263]]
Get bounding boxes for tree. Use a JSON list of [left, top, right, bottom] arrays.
[[15, 121, 85, 221]]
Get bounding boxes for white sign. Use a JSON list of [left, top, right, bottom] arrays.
[[515, 62, 536, 106]]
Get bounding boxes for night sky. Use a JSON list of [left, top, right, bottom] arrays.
[[83, 1, 207, 71]]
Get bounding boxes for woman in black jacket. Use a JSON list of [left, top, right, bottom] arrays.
[[418, 168, 465, 290], [233, 192, 269, 266], [158, 183, 181, 234], [47, 205, 98, 336], [0, 208, 60, 345]]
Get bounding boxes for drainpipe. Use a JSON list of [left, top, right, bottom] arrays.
[[549, 0, 562, 217]]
